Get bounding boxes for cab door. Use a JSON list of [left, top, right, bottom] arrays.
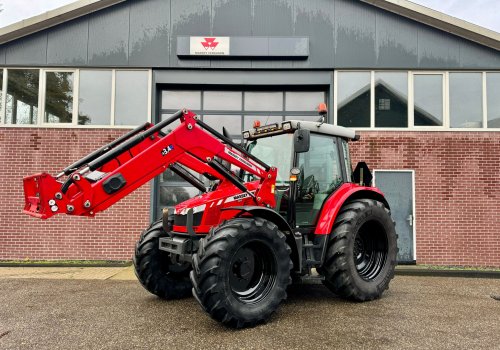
[[294, 134, 344, 227]]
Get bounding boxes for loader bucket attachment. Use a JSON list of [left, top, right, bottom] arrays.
[[23, 173, 62, 219]]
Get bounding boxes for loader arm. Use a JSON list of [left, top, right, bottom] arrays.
[[23, 109, 277, 219]]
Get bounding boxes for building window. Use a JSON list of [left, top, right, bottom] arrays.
[[245, 92, 282, 111], [5, 69, 39, 124], [450, 73, 483, 128], [0, 70, 3, 116], [337, 72, 371, 127], [487, 73, 500, 128], [375, 72, 408, 127], [114, 71, 149, 126], [413, 74, 443, 127], [78, 70, 112, 125], [44, 71, 74, 124]]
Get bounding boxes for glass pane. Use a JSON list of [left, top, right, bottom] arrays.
[[244, 115, 282, 130], [114, 71, 148, 125], [6, 69, 39, 124], [450, 73, 482, 128], [203, 91, 242, 110], [159, 186, 200, 207], [375, 72, 408, 127], [244, 92, 282, 111], [337, 72, 370, 127], [203, 115, 242, 135], [285, 91, 324, 111], [285, 115, 319, 122], [296, 135, 342, 226], [414, 75, 443, 126], [162, 90, 201, 110], [44, 72, 74, 124], [78, 70, 112, 125], [487, 73, 500, 128], [161, 113, 181, 132]]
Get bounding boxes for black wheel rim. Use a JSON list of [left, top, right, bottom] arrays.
[[353, 220, 388, 281], [229, 241, 277, 304]]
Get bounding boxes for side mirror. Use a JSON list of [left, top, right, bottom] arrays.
[[294, 129, 310, 153]]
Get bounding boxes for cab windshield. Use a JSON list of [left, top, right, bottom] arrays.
[[246, 134, 293, 185]]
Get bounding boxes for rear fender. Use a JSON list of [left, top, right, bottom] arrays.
[[314, 183, 389, 235], [223, 206, 300, 273]]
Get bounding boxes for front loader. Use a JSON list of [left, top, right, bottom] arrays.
[[23, 107, 397, 328]]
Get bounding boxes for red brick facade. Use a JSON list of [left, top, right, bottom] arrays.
[[1, 128, 499, 267], [351, 131, 500, 268], [0, 128, 150, 261]]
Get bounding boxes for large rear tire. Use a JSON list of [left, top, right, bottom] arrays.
[[319, 199, 397, 301], [133, 221, 192, 299], [190, 217, 292, 328]]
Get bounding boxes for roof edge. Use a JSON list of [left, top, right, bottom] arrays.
[[361, 0, 500, 51], [0, 0, 126, 45]]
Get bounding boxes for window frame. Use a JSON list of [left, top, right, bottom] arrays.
[[0, 67, 152, 128], [334, 69, 500, 132]]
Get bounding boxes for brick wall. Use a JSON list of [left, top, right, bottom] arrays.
[[350, 131, 500, 268], [0, 128, 150, 261], [1, 128, 499, 267]]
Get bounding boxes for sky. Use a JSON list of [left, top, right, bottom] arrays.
[[0, 0, 499, 33]]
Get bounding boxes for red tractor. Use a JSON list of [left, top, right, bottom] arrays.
[[23, 108, 397, 328]]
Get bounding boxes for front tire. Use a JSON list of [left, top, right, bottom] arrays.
[[133, 221, 192, 299], [319, 199, 397, 301], [190, 217, 292, 328]]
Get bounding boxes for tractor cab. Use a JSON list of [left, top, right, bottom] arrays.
[[242, 119, 361, 229]]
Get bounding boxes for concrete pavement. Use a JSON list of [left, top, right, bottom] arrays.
[[0, 267, 499, 350]]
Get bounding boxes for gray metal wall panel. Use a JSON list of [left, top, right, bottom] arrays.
[[47, 17, 88, 66], [129, 0, 170, 67], [0, 0, 498, 69], [210, 0, 252, 68], [375, 10, 418, 68], [293, 0, 335, 68], [88, 2, 129, 66], [170, 0, 211, 68], [251, 0, 293, 69], [5, 32, 47, 65], [459, 40, 500, 69], [418, 27, 460, 69], [334, 0, 377, 68], [0, 46, 6, 65]]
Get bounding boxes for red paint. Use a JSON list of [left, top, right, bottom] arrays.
[[314, 183, 385, 235]]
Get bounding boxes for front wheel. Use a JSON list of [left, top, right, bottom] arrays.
[[190, 217, 292, 328], [319, 199, 397, 301], [133, 221, 192, 299]]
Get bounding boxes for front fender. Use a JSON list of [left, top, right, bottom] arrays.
[[314, 183, 389, 235]]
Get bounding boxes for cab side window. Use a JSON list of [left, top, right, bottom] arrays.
[[295, 134, 343, 226]]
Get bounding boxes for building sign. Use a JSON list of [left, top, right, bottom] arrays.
[[189, 37, 230, 56]]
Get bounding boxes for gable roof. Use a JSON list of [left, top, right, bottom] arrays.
[[0, 0, 498, 50]]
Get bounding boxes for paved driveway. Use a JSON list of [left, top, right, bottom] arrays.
[[0, 275, 499, 350]]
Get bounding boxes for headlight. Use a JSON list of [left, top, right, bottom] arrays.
[[282, 121, 292, 130], [243, 131, 250, 139]]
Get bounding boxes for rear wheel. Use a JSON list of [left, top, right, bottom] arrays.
[[319, 199, 397, 301], [133, 221, 191, 299], [190, 217, 292, 328]]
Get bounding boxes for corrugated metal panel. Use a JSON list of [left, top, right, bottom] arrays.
[[375, 9, 418, 68], [0, 46, 6, 65], [88, 2, 129, 66], [129, 0, 170, 67], [293, 0, 335, 68], [5, 32, 47, 65], [211, 0, 252, 68], [47, 17, 89, 66], [459, 39, 500, 69], [418, 26, 460, 68], [251, 0, 293, 69], [170, 0, 211, 68], [334, 0, 376, 68]]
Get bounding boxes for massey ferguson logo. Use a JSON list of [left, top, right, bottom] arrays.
[[201, 37, 219, 50], [190, 36, 229, 56]]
